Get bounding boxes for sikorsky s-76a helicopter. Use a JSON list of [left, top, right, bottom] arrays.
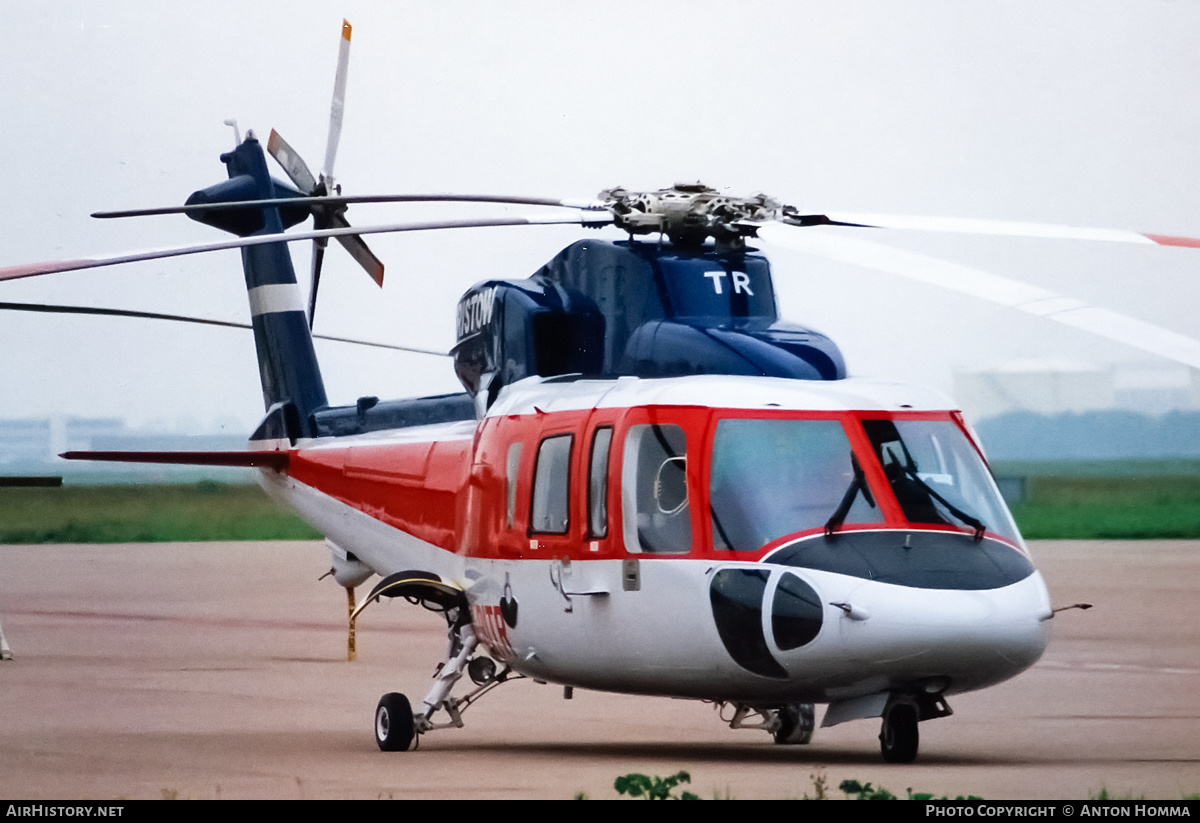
[[5, 22, 1200, 764]]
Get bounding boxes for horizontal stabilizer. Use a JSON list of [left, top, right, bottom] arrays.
[[60, 450, 289, 470]]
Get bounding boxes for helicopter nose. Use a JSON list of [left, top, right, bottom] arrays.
[[709, 562, 1050, 692], [827, 570, 1051, 693]]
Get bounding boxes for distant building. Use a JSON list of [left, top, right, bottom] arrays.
[[954, 360, 1200, 422], [0, 417, 125, 465], [0, 417, 247, 483], [1112, 363, 1200, 416]]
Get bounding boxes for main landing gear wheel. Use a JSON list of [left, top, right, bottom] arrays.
[[375, 692, 415, 752], [773, 702, 816, 745], [879, 703, 919, 763]]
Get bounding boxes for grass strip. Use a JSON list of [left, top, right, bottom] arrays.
[[0, 482, 320, 543], [1011, 475, 1200, 539], [4, 470, 1200, 543]]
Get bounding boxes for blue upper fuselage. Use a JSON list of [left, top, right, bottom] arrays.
[[451, 239, 847, 400]]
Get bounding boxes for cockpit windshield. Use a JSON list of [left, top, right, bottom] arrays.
[[708, 415, 1023, 552], [710, 418, 882, 551]]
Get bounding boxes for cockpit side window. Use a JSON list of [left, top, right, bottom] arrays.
[[621, 424, 692, 554], [861, 418, 1022, 544]]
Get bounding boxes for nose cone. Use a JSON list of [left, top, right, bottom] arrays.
[[830, 570, 1051, 695], [760, 530, 1052, 696]]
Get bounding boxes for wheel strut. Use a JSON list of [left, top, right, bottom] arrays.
[[374, 603, 519, 751]]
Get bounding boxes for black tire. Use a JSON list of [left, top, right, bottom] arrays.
[[773, 702, 815, 745], [879, 703, 919, 763], [375, 692, 415, 752]]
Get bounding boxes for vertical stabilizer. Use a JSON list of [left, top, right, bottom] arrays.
[[186, 135, 328, 441]]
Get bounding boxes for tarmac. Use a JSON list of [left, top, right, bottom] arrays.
[[0, 539, 1197, 800]]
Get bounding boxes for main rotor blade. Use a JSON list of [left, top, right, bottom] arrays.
[[0, 212, 610, 282], [323, 19, 352, 183], [0, 301, 250, 331], [267, 129, 318, 194], [788, 212, 1200, 248], [93, 193, 607, 219], [0, 301, 448, 356], [758, 223, 1200, 370]]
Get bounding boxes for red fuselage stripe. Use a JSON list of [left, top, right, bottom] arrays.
[[288, 440, 471, 552], [284, 407, 1001, 563]]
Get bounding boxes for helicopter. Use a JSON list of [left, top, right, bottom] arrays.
[[4, 21, 1200, 765]]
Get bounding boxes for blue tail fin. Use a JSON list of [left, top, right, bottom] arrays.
[[187, 134, 328, 441]]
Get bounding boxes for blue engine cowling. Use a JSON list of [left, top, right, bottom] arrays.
[[451, 240, 846, 401]]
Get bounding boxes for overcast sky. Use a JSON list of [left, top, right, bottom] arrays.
[[2, 1, 1198, 432]]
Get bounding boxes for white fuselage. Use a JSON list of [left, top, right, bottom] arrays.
[[259, 374, 1052, 706]]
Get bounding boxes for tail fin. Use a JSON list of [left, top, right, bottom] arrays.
[[187, 134, 328, 441]]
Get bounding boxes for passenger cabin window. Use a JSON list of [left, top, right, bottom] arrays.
[[530, 435, 572, 534], [505, 442, 522, 528], [587, 427, 613, 538], [622, 424, 691, 553]]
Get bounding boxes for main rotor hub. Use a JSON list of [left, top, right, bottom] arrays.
[[599, 183, 780, 249]]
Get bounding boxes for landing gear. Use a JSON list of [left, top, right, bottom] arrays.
[[373, 597, 519, 752], [375, 692, 415, 751], [720, 701, 816, 745], [773, 702, 815, 745], [879, 702, 919, 763]]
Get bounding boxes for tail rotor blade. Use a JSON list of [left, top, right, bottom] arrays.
[[308, 238, 327, 328], [323, 20, 352, 184], [268, 129, 319, 194], [269, 19, 378, 301], [329, 211, 385, 286], [315, 18, 384, 288]]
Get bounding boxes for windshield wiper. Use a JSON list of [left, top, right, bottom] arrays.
[[824, 454, 875, 540], [899, 462, 986, 542]]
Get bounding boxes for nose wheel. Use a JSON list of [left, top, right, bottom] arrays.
[[879, 702, 919, 763], [772, 702, 815, 745]]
